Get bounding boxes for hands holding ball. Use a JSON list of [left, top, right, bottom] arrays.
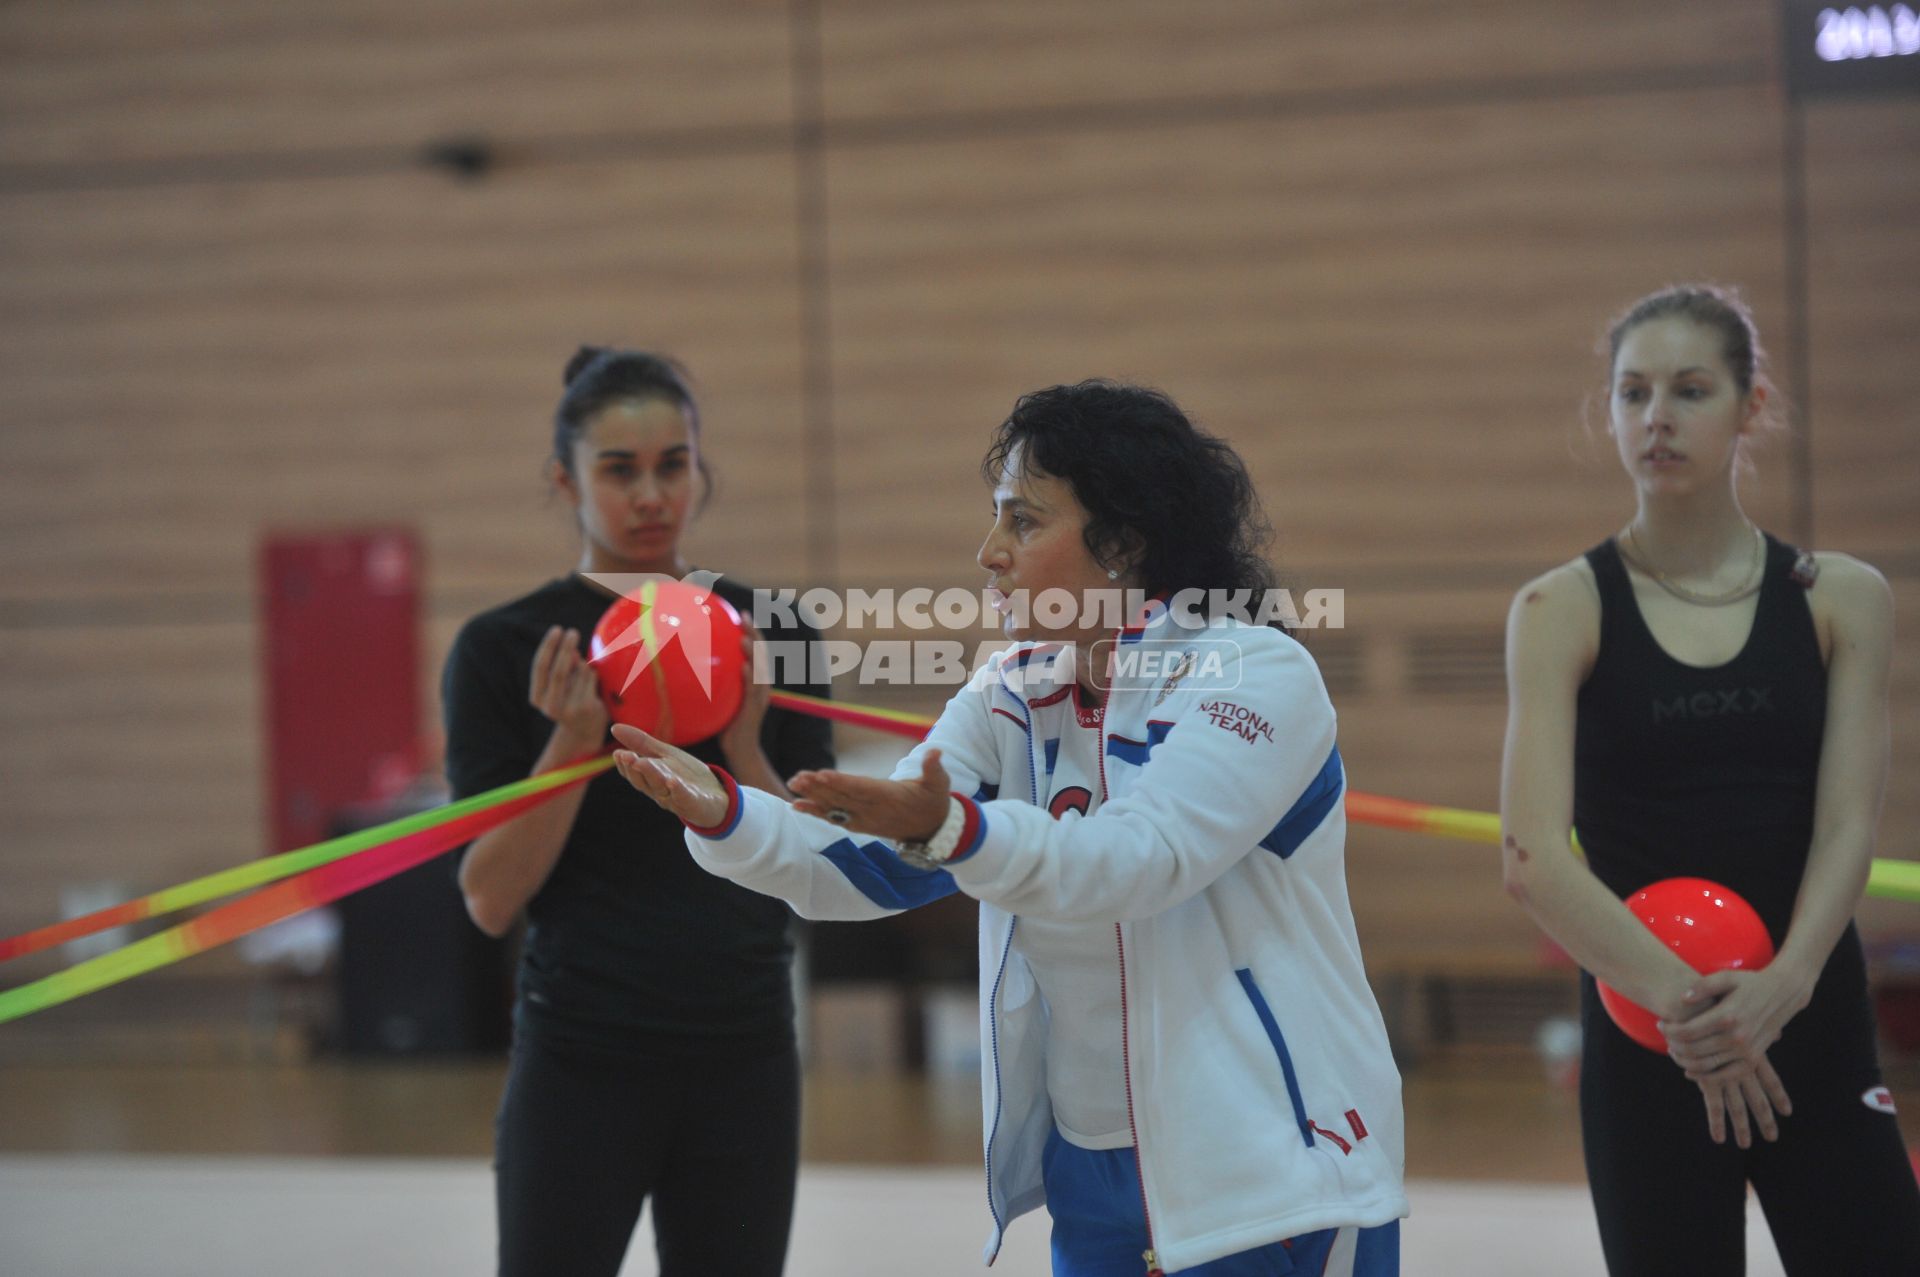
[[588, 579, 747, 745], [1599, 878, 1811, 1148], [589, 579, 950, 845], [1596, 878, 1775, 1053]]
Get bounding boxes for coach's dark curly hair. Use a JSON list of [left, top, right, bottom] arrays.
[[981, 380, 1279, 625]]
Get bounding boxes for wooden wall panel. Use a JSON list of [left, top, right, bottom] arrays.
[[0, 0, 794, 167], [2, 0, 1915, 1022], [820, 0, 1773, 123], [822, 85, 1793, 590], [1798, 96, 1920, 946], [0, 622, 260, 944], [0, 151, 813, 613], [1804, 97, 1920, 563], [1859, 578, 1920, 942], [0, 145, 812, 951], [1312, 587, 1518, 963]]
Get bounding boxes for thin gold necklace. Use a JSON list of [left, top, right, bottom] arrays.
[[1619, 524, 1764, 607]]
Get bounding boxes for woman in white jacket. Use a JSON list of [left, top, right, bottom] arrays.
[[615, 381, 1406, 1275]]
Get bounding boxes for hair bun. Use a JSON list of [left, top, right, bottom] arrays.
[[562, 345, 609, 387]]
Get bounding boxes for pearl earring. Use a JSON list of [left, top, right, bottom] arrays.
[[1107, 568, 1120, 580]]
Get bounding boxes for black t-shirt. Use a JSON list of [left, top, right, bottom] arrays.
[[441, 573, 833, 1053]]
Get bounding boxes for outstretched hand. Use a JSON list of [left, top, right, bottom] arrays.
[[611, 722, 730, 828], [788, 749, 953, 844]]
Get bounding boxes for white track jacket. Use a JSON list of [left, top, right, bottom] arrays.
[[683, 611, 1407, 1272]]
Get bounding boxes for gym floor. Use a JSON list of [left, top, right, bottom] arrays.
[[4, 1052, 1912, 1274]]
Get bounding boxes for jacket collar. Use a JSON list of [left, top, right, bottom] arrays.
[[997, 594, 1194, 722]]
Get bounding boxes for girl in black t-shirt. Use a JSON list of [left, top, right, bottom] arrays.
[[1500, 285, 1919, 1275], [442, 347, 831, 1277]]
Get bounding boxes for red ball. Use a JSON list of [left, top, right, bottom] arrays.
[[1596, 877, 1775, 1052], [589, 579, 746, 745]]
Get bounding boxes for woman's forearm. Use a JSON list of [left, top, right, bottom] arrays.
[[1774, 824, 1876, 988], [1503, 827, 1701, 1018], [457, 729, 598, 936]]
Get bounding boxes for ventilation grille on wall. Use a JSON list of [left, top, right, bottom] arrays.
[[1298, 632, 1365, 698], [1426, 973, 1579, 1047], [1405, 630, 1507, 697]]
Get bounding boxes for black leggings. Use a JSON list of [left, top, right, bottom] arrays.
[[1578, 940, 1920, 1277], [494, 1027, 801, 1277]]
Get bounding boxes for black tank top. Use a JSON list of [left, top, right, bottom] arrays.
[[1573, 533, 1825, 941]]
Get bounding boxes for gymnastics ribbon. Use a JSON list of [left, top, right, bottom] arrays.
[[0, 755, 613, 963], [767, 690, 1920, 906], [0, 789, 548, 1025], [5, 685, 1914, 1027]]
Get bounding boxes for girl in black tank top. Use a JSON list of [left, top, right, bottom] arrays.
[[1500, 286, 1919, 1276], [1575, 532, 1824, 938]]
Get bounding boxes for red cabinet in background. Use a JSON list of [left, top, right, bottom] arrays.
[[260, 529, 423, 854]]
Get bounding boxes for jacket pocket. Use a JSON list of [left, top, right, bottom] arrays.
[[1236, 968, 1315, 1149]]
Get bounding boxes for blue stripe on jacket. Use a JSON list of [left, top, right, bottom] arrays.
[[1101, 725, 1341, 858], [1104, 719, 1175, 767], [1259, 746, 1344, 859], [819, 837, 961, 910]]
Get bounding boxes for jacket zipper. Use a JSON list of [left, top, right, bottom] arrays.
[[981, 918, 1018, 1263], [982, 688, 1038, 1266], [1117, 924, 1164, 1276], [1096, 702, 1161, 1275]]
